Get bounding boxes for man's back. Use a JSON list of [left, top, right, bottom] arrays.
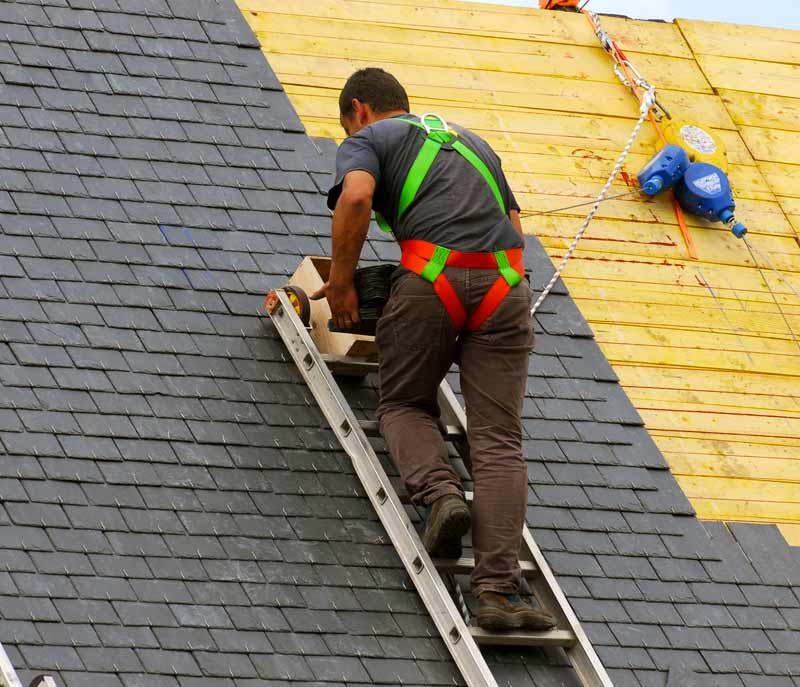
[[327, 114, 524, 253]]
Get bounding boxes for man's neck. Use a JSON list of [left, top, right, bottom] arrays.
[[373, 109, 410, 124]]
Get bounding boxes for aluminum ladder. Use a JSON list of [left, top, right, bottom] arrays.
[[266, 288, 613, 687], [1, 643, 57, 687]]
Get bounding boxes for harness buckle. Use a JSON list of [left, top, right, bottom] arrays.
[[419, 113, 449, 136]]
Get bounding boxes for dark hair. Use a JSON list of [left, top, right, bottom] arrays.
[[339, 68, 409, 118]]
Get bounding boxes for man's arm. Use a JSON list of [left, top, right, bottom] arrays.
[[311, 169, 376, 330], [509, 209, 525, 242]]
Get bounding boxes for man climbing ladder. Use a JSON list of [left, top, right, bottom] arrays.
[[314, 67, 555, 632]]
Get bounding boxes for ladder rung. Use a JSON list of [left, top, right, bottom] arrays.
[[359, 420, 465, 441], [469, 627, 576, 648], [433, 557, 538, 577], [321, 354, 377, 375]]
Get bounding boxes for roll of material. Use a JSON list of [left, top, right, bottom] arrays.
[[329, 263, 397, 335]]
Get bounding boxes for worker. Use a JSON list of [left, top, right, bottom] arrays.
[[313, 68, 555, 632]]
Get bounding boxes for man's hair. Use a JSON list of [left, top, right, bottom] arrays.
[[339, 68, 409, 118]]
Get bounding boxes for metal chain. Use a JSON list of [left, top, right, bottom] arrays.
[[530, 88, 656, 316]]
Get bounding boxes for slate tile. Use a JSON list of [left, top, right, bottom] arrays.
[[37, 622, 96, 648], [715, 628, 776, 653], [19, 644, 83, 671], [729, 524, 800, 586], [54, 598, 119, 624], [79, 647, 143, 673], [137, 649, 201, 676], [730, 605, 789, 630], [251, 653, 313, 681]]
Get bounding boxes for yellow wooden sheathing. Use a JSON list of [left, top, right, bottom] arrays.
[[237, 0, 800, 544]]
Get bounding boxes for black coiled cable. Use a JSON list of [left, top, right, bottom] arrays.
[[328, 263, 397, 335]]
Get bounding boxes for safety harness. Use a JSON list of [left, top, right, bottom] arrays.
[[376, 114, 524, 333]]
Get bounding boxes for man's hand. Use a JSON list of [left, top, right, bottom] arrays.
[[311, 280, 360, 330]]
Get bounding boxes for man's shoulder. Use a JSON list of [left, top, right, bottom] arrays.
[[367, 114, 420, 141], [452, 124, 491, 150]]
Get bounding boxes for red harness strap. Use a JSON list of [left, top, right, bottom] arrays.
[[399, 240, 524, 332]]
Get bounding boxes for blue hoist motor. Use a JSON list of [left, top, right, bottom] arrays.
[[637, 144, 747, 238]]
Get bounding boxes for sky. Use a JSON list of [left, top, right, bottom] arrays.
[[462, 0, 800, 30]]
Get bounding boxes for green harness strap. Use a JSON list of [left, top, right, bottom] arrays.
[[375, 114, 506, 233], [375, 114, 520, 289]]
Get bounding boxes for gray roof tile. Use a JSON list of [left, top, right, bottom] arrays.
[[0, 2, 797, 686]]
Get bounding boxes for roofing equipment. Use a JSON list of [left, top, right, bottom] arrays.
[[539, 0, 581, 9], [1, 642, 56, 687], [264, 286, 615, 687]]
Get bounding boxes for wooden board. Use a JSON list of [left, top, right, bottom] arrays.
[[239, 0, 800, 534], [241, 0, 695, 58], [678, 18, 800, 65], [288, 256, 378, 358]]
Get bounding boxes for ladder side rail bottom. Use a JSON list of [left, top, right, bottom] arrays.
[[0, 643, 23, 687], [267, 291, 498, 687], [438, 380, 615, 687]]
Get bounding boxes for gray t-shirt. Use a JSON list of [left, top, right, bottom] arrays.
[[327, 114, 523, 253]]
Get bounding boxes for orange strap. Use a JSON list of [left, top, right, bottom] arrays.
[[399, 240, 524, 332], [581, 11, 697, 260]]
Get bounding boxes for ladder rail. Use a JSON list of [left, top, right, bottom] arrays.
[[267, 290, 499, 687], [438, 381, 615, 687], [0, 643, 23, 687]]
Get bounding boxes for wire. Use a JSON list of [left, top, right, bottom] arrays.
[[519, 188, 643, 219], [530, 89, 656, 316], [696, 269, 754, 365], [744, 237, 800, 303], [742, 235, 800, 353]]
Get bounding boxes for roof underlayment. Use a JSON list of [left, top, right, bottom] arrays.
[[0, 0, 798, 686], [239, 0, 800, 545]]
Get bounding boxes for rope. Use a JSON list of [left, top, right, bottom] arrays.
[[742, 236, 800, 353], [530, 88, 656, 316]]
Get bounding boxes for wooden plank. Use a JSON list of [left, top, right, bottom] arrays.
[[282, 86, 756, 167], [654, 434, 800, 460], [677, 18, 800, 65], [268, 53, 732, 127], [757, 161, 800, 198], [695, 53, 800, 99], [516, 193, 793, 238], [739, 126, 800, 166], [591, 309, 800, 348], [719, 89, 800, 133], [240, 0, 695, 58], [625, 384, 800, 417], [679, 475, 800, 505], [639, 408, 800, 441], [257, 29, 711, 94], [290, 109, 757, 167], [665, 453, 800, 484], [617, 366, 800, 401], [688, 496, 800, 525]]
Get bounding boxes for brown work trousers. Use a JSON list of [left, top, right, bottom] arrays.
[[376, 266, 534, 596]]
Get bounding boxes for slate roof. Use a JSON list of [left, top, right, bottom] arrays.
[[0, 1, 798, 686]]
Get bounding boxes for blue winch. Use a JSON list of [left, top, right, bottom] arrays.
[[637, 145, 747, 238], [637, 143, 689, 196]]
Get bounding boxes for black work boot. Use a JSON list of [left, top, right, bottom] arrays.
[[476, 592, 557, 632], [421, 494, 471, 559]]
